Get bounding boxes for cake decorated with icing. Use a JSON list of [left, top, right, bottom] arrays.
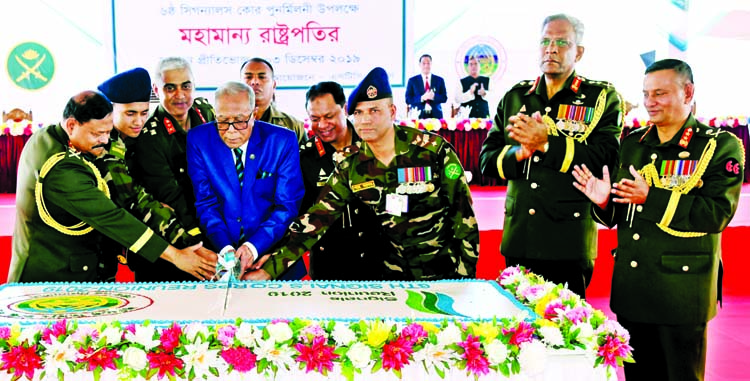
[[0, 279, 531, 325]]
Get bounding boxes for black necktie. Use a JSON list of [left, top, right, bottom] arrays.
[[234, 147, 244, 188]]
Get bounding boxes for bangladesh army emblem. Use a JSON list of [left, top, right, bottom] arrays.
[[7, 41, 55, 90]]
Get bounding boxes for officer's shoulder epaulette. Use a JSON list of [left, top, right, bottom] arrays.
[[511, 79, 536, 90], [141, 116, 161, 137], [581, 77, 615, 89], [623, 125, 652, 142], [405, 126, 445, 154], [299, 139, 315, 153]]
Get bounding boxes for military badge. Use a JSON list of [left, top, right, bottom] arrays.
[[659, 160, 697, 188], [164, 117, 177, 135], [396, 167, 435, 194], [366, 85, 378, 99], [679, 127, 694, 148], [352, 180, 376, 192]]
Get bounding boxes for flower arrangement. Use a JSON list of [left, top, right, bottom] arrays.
[[398, 118, 493, 132], [0, 267, 632, 380], [0, 120, 43, 136], [626, 115, 749, 128]]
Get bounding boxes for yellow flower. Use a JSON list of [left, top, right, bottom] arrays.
[[470, 322, 499, 341], [419, 322, 440, 334], [534, 293, 556, 316], [366, 320, 391, 348], [535, 318, 557, 328]]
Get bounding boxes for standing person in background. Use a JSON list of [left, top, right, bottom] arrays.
[[95, 67, 216, 281], [405, 54, 448, 119], [573, 59, 744, 381], [455, 55, 490, 118], [299, 81, 392, 280], [10, 90, 216, 283], [479, 14, 623, 298], [240, 57, 307, 143], [130, 56, 216, 282]]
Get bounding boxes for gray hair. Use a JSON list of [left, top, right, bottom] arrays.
[[214, 81, 255, 107], [543, 14, 584, 45], [154, 57, 193, 84]]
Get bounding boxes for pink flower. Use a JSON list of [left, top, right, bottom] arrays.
[[543, 300, 565, 320], [270, 318, 290, 324], [564, 307, 592, 325], [217, 325, 237, 347], [220, 347, 257, 373], [148, 351, 184, 379], [125, 324, 137, 335], [42, 319, 68, 344], [0, 344, 43, 380], [294, 336, 339, 374], [520, 285, 547, 301], [78, 347, 120, 371], [299, 324, 326, 344], [503, 321, 535, 346], [499, 266, 521, 282], [458, 335, 490, 376], [400, 323, 428, 345], [0, 326, 11, 340], [160, 323, 183, 353], [597, 335, 633, 368], [381, 336, 414, 371]]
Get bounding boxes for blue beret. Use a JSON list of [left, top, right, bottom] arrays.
[[97, 67, 151, 104], [347, 67, 392, 114]]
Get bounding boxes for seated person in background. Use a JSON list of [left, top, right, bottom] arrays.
[[455, 55, 490, 118], [299, 81, 393, 280], [405, 54, 448, 119], [244, 67, 479, 281], [130, 56, 216, 282], [95, 67, 217, 281], [10, 91, 216, 283], [240, 57, 307, 143], [187, 81, 304, 276]]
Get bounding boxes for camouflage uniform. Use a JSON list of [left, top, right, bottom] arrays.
[[95, 130, 203, 278], [129, 98, 215, 281], [259, 102, 308, 143], [298, 121, 394, 280], [264, 124, 479, 280]]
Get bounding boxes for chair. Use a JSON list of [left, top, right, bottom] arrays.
[[2, 108, 32, 123]]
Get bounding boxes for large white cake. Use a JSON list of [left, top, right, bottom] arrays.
[[0, 279, 532, 325]]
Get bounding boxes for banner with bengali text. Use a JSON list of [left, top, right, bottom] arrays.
[[113, 0, 406, 89]]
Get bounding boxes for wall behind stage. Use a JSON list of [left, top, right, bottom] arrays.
[[1, 0, 749, 126]]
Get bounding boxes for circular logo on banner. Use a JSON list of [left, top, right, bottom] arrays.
[[6, 41, 55, 90], [454, 37, 507, 81], [3, 292, 153, 319]]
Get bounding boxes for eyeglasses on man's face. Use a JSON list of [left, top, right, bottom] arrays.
[[216, 117, 252, 131], [540, 38, 573, 48]]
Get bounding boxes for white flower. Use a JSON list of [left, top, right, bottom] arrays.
[[538, 325, 565, 347], [18, 325, 42, 345], [69, 326, 98, 344], [122, 347, 148, 371], [346, 342, 373, 369], [574, 322, 597, 349], [184, 323, 209, 343], [256, 338, 297, 369], [518, 340, 547, 375], [235, 322, 259, 348], [43, 339, 77, 374], [484, 340, 509, 365], [182, 341, 220, 379], [100, 326, 123, 346], [499, 271, 525, 286], [331, 323, 356, 346], [124, 325, 160, 351], [266, 322, 293, 343], [413, 342, 459, 371], [436, 324, 462, 347]]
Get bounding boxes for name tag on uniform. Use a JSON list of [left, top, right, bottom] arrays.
[[352, 180, 376, 192], [386, 193, 408, 216]]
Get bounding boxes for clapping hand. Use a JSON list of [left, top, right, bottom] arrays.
[[572, 164, 611, 209]]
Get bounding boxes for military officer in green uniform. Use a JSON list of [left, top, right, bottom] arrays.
[[245, 67, 479, 281], [573, 59, 744, 381], [95, 67, 217, 281], [240, 57, 307, 143], [9, 91, 217, 283], [479, 14, 623, 298], [299, 81, 393, 280], [130, 57, 216, 281]]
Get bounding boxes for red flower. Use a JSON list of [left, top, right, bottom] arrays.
[[381, 336, 413, 371], [458, 335, 490, 375], [1, 344, 43, 380], [503, 321, 535, 346], [42, 319, 68, 344], [597, 335, 633, 368], [220, 347, 257, 373], [148, 351, 185, 379], [160, 323, 183, 353], [294, 336, 339, 374], [78, 347, 119, 371]]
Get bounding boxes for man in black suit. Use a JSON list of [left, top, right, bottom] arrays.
[[405, 54, 447, 119]]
